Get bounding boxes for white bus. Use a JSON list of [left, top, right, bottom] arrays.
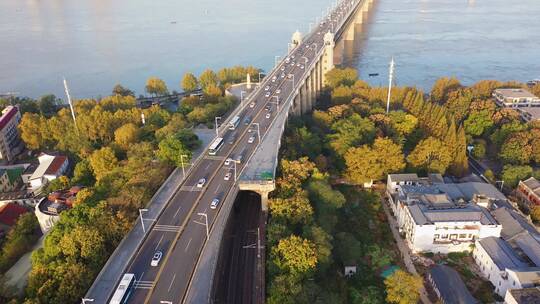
[[208, 137, 224, 155], [109, 273, 135, 304], [228, 115, 241, 130]]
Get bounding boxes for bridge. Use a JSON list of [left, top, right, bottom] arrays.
[[84, 0, 375, 303]]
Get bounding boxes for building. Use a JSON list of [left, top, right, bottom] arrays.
[[28, 153, 69, 192], [493, 88, 540, 108], [0, 203, 29, 238], [516, 107, 540, 122], [35, 186, 81, 233], [0, 106, 24, 163], [505, 287, 540, 304], [517, 177, 540, 207], [427, 264, 477, 304], [386, 174, 503, 253]]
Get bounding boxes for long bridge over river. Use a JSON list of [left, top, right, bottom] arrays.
[[85, 0, 375, 303]]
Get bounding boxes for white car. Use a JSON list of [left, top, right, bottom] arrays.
[[290, 62, 295, 66], [287, 74, 293, 79], [275, 89, 281, 94], [281, 66, 285, 71], [196, 178, 206, 188], [250, 102, 255, 108], [266, 112, 271, 119], [281, 72, 285, 78], [224, 158, 231, 166], [210, 198, 220, 209], [265, 92, 271, 97], [297, 63, 301, 67], [224, 172, 231, 181], [264, 85, 270, 91], [151, 251, 162, 267], [248, 136, 255, 144], [300, 65, 304, 70]]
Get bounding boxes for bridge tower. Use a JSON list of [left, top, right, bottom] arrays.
[[290, 30, 303, 51], [322, 31, 335, 85]]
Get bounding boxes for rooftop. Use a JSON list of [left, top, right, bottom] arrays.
[[478, 237, 527, 270], [494, 88, 538, 99], [522, 177, 540, 195], [493, 207, 539, 240], [0, 106, 19, 130], [0, 203, 28, 226], [429, 265, 477, 304], [508, 287, 540, 303], [30, 153, 67, 181]]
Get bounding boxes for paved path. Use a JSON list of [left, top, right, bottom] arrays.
[[4, 233, 47, 294], [380, 194, 432, 304]]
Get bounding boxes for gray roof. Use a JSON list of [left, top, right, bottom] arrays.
[[508, 287, 540, 303], [494, 88, 538, 99], [407, 203, 497, 225], [522, 177, 540, 192], [388, 173, 420, 183], [513, 233, 540, 267], [478, 237, 527, 270], [429, 265, 477, 304], [454, 182, 507, 201], [492, 207, 538, 240]]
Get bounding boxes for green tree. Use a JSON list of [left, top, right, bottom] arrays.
[[472, 140, 487, 159], [38, 94, 58, 116], [464, 110, 493, 137], [388, 111, 418, 136], [499, 132, 534, 165], [0, 213, 39, 272], [328, 114, 376, 156], [89, 147, 119, 180], [272, 235, 318, 274], [407, 137, 452, 173], [344, 137, 405, 184], [156, 134, 192, 167], [325, 68, 358, 89], [384, 270, 423, 304], [199, 69, 219, 90], [145, 77, 168, 96], [269, 193, 314, 225], [501, 165, 533, 188], [181, 72, 199, 92], [114, 123, 140, 150], [307, 180, 346, 209], [530, 205, 540, 224], [112, 84, 135, 97], [303, 225, 333, 268], [72, 159, 95, 186]]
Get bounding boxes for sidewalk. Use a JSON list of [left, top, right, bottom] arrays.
[[380, 195, 432, 304], [4, 233, 47, 294]]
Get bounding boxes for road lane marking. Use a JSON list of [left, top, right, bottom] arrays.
[[173, 205, 182, 218], [168, 273, 177, 293], [153, 225, 182, 232], [205, 162, 211, 170], [185, 238, 192, 252], [193, 220, 206, 226], [155, 235, 164, 251], [214, 183, 222, 194]]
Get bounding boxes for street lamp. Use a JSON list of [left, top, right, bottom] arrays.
[[139, 209, 148, 233], [232, 160, 239, 181], [258, 72, 264, 83], [197, 212, 209, 240], [214, 116, 221, 137], [180, 154, 188, 177], [271, 96, 280, 112], [240, 90, 247, 106], [252, 123, 261, 145], [81, 299, 94, 304], [496, 180, 505, 191]]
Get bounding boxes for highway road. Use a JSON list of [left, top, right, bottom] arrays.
[[116, 1, 361, 303]]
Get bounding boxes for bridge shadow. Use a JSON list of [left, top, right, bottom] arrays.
[[212, 190, 264, 304]]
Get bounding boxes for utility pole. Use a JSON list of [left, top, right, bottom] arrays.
[[63, 78, 78, 130], [386, 57, 395, 114]]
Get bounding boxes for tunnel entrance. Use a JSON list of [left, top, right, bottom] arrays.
[[212, 190, 265, 304]]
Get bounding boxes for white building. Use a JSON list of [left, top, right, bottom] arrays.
[[386, 174, 503, 254], [493, 88, 540, 108], [28, 153, 68, 192], [0, 106, 24, 163]]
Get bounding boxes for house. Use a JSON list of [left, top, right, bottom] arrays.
[[473, 235, 540, 297], [517, 177, 540, 207], [0, 202, 28, 233], [34, 186, 81, 233], [504, 287, 540, 304], [493, 88, 540, 108], [427, 265, 477, 304], [0, 106, 24, 163], [386, 174, 503, 253], [28, 153, 69, 192]]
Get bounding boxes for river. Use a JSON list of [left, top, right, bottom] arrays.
[[1, 0, 539, 98]]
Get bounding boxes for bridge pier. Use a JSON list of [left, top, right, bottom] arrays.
[[322, 31, 335, 85]]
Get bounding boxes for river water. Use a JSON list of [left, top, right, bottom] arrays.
[[1, 0, 539, 98]]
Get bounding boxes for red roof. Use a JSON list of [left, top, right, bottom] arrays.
[[45, 155, 68, 175], [0, 106, 18, 131], [0, 203, 28, 226]]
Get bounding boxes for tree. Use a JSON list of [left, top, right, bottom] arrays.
[[114, 123, 140, 150], [430, 77, 461, 102], [38, 94, 58, 116], [89, 147, 119, 180], [112, 84, 135, 97], [199, 69, 219, 90], [332, 85, 353, 105], [384, 270, 423, 304], [156, 134, 192, 167], [325, 68, 358, 89], [328, 114, 376, 156], [471, 140, 487, 159], [464, 110, 494, 137], [499, 132, 534, 165], [277, 157, 316, 195], [344, 137, 405, 184], [18, 112, 48, 150], [145, 77, 168, 96], [407, 137, 452, 174], [501, 165, 533, 188], [307, 180, 346, 209], [0, 213, 39, 272], [303, 225, 333, 268], [530, 205, 540, 223], [388, 111, 418, 136], [72, 160, 95, 186], [181, 72, 198, 92], [269, 192, 313, 225], [272, 235, 318, 274]]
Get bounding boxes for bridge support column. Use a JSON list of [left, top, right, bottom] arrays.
[[322, 32, 335, 86], [292, 92, 301, 116], [238, 182, 275, 212]]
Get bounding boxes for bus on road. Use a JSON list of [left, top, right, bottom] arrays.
[[208, 137, 224, 155], [228, 115, 240, 130], [109, 273, 135, 304]]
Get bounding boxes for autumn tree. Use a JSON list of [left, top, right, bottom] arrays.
[[325, 68, 358, 89], [145, 77, 168, 96], [112, 84, 135, 97], [269, 192, 313, 225], [114, 123, 140, 150], [271, 235, 318, 275], [276, 157, 316, 196], [407, 137, 452, 173], [430, 77, 461, 102], [384, 270, 423, 304], [181, 72, 198, 92], [530, 205, 540, 223], [464, 110, 494, 137], [199, 69, 219, 90], [501, 165, 532, 188], [89, 147, 119, 180], [328, 114, 376, 156], [18, 112, 48, 150], [388, 111, 418, 137], [344, 137, 405, 184]]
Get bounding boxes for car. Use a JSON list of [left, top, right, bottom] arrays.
[[281, 66, 285, 71], [300, 65, 304, 70], [291, 55, 295, 59], [228, 134, 236, 144], [247, 128, 253, 133], [265, 92, 271, 97], [244, 116, 252, 125], [224, 158, 231, 166], [235, 153, 244, 163], [275, 89, 281, 94], [151, 251, 163, 267], [287, 74, 293, 79], [248, 136, 256, 144], [264, 85, 270, 91], [281, 72, 285, 78], [210, 198, 220, 209], [196, 178, 206, 188], [224, 172, 231, 181], [285, 57, 290, 63], [306, 45, 310, 49], [249, 102, 255, 108], [266, 112, 272, 119], [271, 76, 277, 82], [290, 62, 295, 66], [317, 31, 321, 35], [297, 63, 301, 67], [265, 104, 271, 111]]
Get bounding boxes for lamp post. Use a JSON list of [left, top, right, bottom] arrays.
[[214, 116, 221, 137], [139, 209, 148, 234], [240, 90, 246, 106], [258, 72, 264, 83], [232, 160, 238, 181], [271, 96, 280, 112], [81, 299, 94, 304], [180, 154, 188, 177], [197, 212, 209, 240], [252, 123, 261, 145]]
